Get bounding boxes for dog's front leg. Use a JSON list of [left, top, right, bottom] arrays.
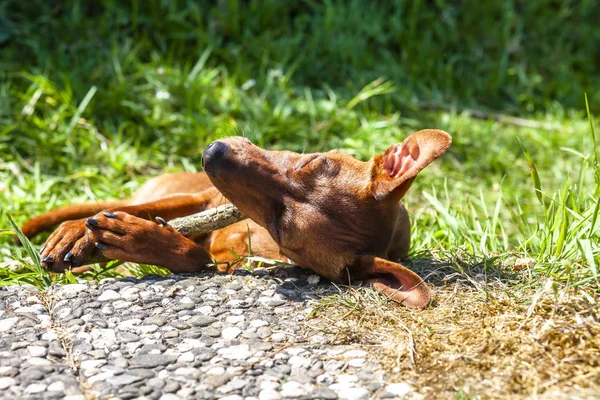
[[85, 211, 213, 273]]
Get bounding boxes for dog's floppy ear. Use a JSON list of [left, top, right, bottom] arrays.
[[355, 255, 431, 309], [370, 129, 451, 200]]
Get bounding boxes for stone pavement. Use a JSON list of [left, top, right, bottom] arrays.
[[0, 267, 416, 399]]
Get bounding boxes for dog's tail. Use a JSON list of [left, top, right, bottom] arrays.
[[20, 200, 130, 239]]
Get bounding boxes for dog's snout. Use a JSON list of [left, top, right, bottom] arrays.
[[202, 141, 230, 172]]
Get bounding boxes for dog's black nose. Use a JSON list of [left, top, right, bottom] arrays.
[[202, 141, 230, 172]]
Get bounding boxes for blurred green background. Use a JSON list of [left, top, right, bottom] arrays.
[[1, 0, 599, 285]]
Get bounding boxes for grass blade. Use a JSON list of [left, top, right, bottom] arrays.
[[67, 86, 97, 136], [4, 211, 52, 288], [423, 192, 460, 239], [578, 239, 598, 280], [185, 47, 212, 88], [517, 137, 544, 206]]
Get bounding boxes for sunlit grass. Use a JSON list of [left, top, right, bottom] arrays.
[[0, 1, 598, 293]]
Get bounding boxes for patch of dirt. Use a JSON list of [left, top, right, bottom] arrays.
[[310, 261, 600, 399]]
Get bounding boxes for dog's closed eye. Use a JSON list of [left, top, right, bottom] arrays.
[[295, 154, 320, 171]]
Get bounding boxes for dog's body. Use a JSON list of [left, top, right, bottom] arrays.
[[22, 130, 451, 309]]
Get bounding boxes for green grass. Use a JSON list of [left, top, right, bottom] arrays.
[[0, 0, 599, 293]]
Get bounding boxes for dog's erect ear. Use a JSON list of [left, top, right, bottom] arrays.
[[370, 129, 451, 200], [355, 256, 431, 309]]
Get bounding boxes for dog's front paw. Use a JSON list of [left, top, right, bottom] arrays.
[[40, 219, 95, 272], [85, 211, 184, 267]]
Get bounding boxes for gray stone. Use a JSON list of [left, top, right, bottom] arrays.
[[49, 342, 67, 358], [27, 346, 47, 357], [268, 299, 286, 307], [164, 330, 179, 338], [333, 387, 369, 400], [110, 374, 143, 386], [172, 303, 195, 311], [25, 382, 47, 394], [129, 354, 178, 368], [47, 381, 66, 392], [0, 377, 16, 390], [144, 316, 168, 326], [188, 315, 217, 327], [222, 326, 242, 340], [202, 374, 231, 389], [257, 327, 272, 339], [66, 318, 85, 327], [113, 357, 129, 368], [21, 367, 45, 381], [0, 367, 17, 377], [129, 368, 156, 378], [98, 290, 121, 301], [0, 317, 19, 332], [313, 388, 338, 399], [160, 394, 182, 400], [243, 331, 260, 340], [385, 383, 412, 396], [171, 321, 190, 330], [259, 389, 282, 400], [80, 359, 107, 370], [147, 377, 166, 389], [280, 381, 307, 398], [117, 331, 141, 343], [163, 381, 181, 393]]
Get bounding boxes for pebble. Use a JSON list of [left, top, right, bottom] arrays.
[[0, 377, 16, 390], [259, 389, 282, 400], [111, 374, 143, 386], [98, 290, 121, 301], [80, 359, 108, 370], [27, 357, 53, 366], [344, 350, 367, 358], [335, 387, 369, 400], [206, 366, 226, 375], [57, 284, 88, 297], [47, 381, 65, 391], [217, 344, 253, 360], [222, 326, 242, 339], [177, 352, 194, 363], [280, 381, 308, 398], [25, 383, 47, 393], [385, 382, 412, 396], [144, 316, 168, 326], [348, 358, 366, 368], [188, 315, 217, 327], [271, 332, 287, 342], [129, 354, 178, 368], [0, 317, 19, 332], [160, 394, 182, 400], [27, 346, 48, 357]]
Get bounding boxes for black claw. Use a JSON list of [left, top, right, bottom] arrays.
[[85, 218, 99, 229], [39, 244, 46, 255], [155, 216, 168, 226], [95, 242, 107, 250], [103, 212, 118, 219], [42, 256, 53, 263], [64, 252, 74, 262]]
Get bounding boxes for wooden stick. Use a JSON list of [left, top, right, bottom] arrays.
[[169, 203, 247, 237]]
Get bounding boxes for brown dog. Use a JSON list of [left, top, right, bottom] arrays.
[[22, 129, 451, 309]]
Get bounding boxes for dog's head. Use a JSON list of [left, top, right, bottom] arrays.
[[203, 130, 451, 309]]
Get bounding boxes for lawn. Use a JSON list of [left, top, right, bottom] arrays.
[[1, 1, 599, 398]]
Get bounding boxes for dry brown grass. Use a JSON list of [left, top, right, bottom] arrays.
[[310, 257, 600, 399]]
